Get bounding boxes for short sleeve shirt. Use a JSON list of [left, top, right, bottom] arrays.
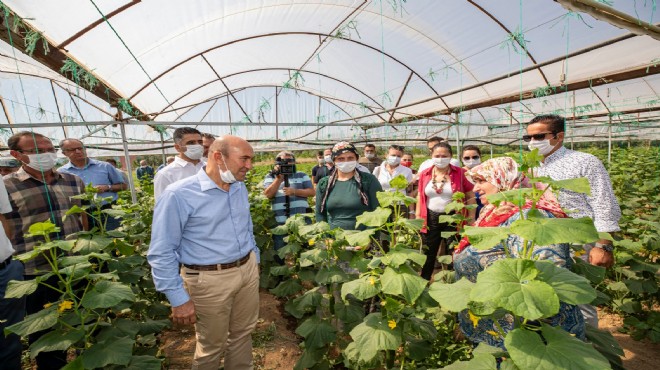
[[263, 172, 313, 224]]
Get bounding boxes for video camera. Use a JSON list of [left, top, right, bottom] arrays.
[[270, 157, 296, 177]]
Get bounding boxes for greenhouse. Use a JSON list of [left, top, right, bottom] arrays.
[[0, 1, 658, 369]]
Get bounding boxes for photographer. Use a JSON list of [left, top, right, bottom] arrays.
[[263, 151, 315, 260]]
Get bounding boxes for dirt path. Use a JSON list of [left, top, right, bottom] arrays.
[[158, 290, 659, 369]]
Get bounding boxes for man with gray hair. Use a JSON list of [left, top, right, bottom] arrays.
[[153, 127, 204, 199], [263, 150, 314, 261]]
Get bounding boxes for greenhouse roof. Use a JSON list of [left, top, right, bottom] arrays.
[[0, 0, 659, 153]]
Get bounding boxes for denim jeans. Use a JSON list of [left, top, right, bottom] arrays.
[[0, 259, 26, 370]]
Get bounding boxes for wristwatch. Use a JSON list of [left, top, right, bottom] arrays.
[[594, 242, 614, 253]]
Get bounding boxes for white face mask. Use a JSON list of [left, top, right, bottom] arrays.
[[324, 155, 333, 164], [317, 158, 324, 165], [463, 158, 481, 169], [386, 155, 401, 166], [183, 144, 204, 160], [433, 157, 451, 169], [365, 153, 376, 160], [218, 153, 237, 184], [336, 161, 357, 173], [528, 139, 556, 156], [26, 152, 58, 172]]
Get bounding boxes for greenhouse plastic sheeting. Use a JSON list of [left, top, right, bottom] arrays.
[[0, 0, 658, 151]]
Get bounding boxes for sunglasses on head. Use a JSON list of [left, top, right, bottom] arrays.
[[463, 155, 480, 160], [522, 132, 556, 142]]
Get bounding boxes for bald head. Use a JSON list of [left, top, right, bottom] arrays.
[[208, 135, 254, 183]]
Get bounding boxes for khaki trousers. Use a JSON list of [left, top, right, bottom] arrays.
[[183, 252, 260, 370]]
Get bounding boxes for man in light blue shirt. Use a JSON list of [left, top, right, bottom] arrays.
[[148, 135, 259, 370], [58, 138, 127, 231]]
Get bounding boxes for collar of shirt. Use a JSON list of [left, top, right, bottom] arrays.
[[197, 167, 240, 193], [14, 167, 63, 184], [61, 158, 100, 170], [173, 155, 199, 168], [541, 146, 567, 167]]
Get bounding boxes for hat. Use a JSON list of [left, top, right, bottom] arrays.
[[331, 141, 359, 160], [0, 157, 20, 167]]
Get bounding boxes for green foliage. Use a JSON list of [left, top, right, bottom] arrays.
[[5, 181, 166, 367]]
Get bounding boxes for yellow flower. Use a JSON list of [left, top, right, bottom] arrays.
[[388, 320, 397, 330], [308, 239, 315, 246], [58, 300, 74, 313], [369, 277, 376, 286], [43, 302, 53, 309], [468, 310, 480, 328], [574, 249, 586, 257], [486, 330, 499, 337]]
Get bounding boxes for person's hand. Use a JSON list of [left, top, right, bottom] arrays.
[[282, 187, 296, 196], [94, 184, 110, 192], [171, 300, 196, 326], [589, 247, 614, 268]]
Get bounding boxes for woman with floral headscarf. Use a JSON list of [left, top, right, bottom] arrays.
[[315, 141, 382, 230], [453, 157, 585, 348]]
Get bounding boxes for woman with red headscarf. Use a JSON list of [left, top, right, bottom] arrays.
[[453, 157, 585, 349]]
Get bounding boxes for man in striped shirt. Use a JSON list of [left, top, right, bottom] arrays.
[[263, 151, 315, 262]]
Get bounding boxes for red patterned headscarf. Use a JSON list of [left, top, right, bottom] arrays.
[[455, 157, 566, 254]]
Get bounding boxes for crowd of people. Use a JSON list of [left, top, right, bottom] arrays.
[[0, 114, 622, 368]]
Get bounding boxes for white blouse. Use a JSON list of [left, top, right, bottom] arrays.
[[424, 178, 453, 213]]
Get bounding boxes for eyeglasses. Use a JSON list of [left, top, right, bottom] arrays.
[[522, 132, 555, 142], [18, 148, 56, 154], [61, 147, 84, 153], [463, 155, 480, 161]]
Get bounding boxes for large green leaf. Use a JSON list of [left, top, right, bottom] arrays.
[[585, 325, 624, 357], [293, 347, 327, 370], [277, 242, 301, 259], [534, 260, 596, 305], [26, 220, 60, 237], [295, 316, 336, 349], [5, 306, 58, 337], [74, 235, 114, 254], [463, 226, 511, 250], [285, 289, 322, 319], [441, 352, 498, 370], [389, 174, 409, 190], [335, 300, 365, 325], [428, 277, 474, 312], [355, 208, 391, 228], [505, 325, 610, 370], [61, 357, 84, 370], [5, 279, 39, 298], [60, 253, 109, 267], [81, 280, 135, 309], [343, 229, 376, 247], [298, 248, 327, 267], [81, 336, 135, 369], [30, 329, 85, 358], [406, 338, 435, 361], [341, 275, 380, 301], [380, 265, 427, 304], [571, 258, 606, 285], [381, 245, 426, 268], [486, 189, 534, 207], [349, 313, 402, 363], [536, 177, 591, 195], [298, 222, 330, 237], [269, 279, 303, 297], [316, 265, 350, 284], [120, 355, 162, 370], [510, 217, 598, 246], [396, 218, 424, 232], [471, 259, 559, 320], [405, 316, 437, 341]]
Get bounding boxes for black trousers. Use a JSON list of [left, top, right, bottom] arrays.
[[421, 209, 456, 280], [25, 275, 68, 370]]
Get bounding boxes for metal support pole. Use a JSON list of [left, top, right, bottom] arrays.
[[489, 127, 493, 158], [454, 112, 460, 155], [159, 131, 166, 166], [608, 116, 612, 166], [120, 121, 138, 204]]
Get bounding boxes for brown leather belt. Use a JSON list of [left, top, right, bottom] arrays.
[[183, 253, 250, 271]]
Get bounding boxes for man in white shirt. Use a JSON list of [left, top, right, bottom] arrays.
[[418, 136, 445, 172], [526, 114, 621, 328], [0, 178, 24, 369], [373, 145, 414, 196], [154, 127, 205, 199]]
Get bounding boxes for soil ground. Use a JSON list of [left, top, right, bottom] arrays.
[[159, 289, 660, 370]]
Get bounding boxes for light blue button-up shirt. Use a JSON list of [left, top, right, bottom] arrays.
[[147, 168, 260, 307], [58, 158, 125, 201]]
